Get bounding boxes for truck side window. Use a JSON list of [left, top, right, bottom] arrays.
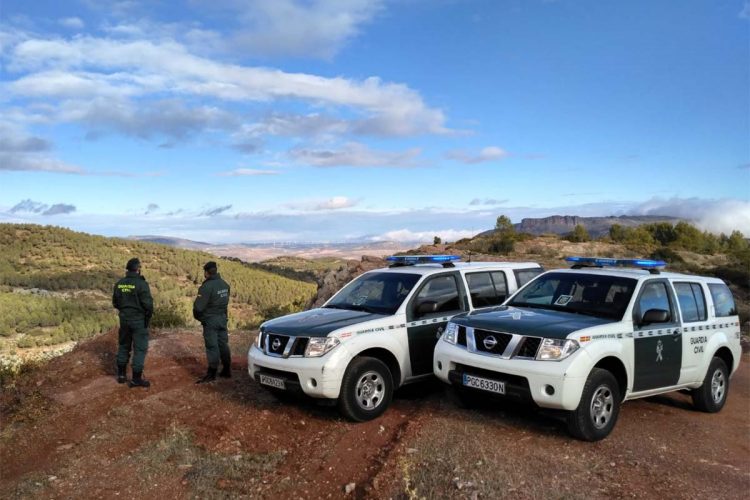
[[708, 284, 737, 317], [638, 282, 673, 321], [415, 275, 462, 315], [674, 282, 707, 322], [514, 268, 542, 287], [466, 272, 505, 307], [490, 271, 508, 301]]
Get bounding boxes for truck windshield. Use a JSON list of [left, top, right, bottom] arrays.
[[325, 272, 421, 315], [508, 272, 637, 320]]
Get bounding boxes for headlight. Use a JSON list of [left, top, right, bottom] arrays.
[[305, 337, 341, 357], [256, 326, 266, 348], [442, 322, 458, 344], [536, 338, 579, 361]]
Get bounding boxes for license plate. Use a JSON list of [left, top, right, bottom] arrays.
[[259, 374, 285, 390], [462, 373, 505, 394]]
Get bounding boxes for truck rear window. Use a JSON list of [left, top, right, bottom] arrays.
[[708, 283, 737, 317]]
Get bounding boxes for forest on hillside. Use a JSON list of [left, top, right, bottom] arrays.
[[0, 224, 317, 348]]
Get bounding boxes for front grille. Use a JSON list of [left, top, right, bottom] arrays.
[[266, 334, 291, 355], [264, 333, 309, 357], [291, 338, 309, 356], [457, 326, 467, 347], [515, 336, 542, 358], [473, 329, 512, 355]]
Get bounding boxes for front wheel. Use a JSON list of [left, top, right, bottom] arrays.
[[691, 357, 729, 413], [567, 368, 621, 441], [338, 357, 393, 422]]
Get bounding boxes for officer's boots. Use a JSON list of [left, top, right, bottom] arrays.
[[116, 364, 128, 384], [129, 371, 151, 388], [196, 367, 217, 384]]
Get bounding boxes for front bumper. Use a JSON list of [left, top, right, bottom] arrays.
[[247, 344, 350, 399], [434, 339, 591, 411]]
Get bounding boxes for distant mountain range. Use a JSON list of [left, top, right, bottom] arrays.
[[481, 215, 683, 237], [131, 214, 683, 258], [128, 235, 212, 249]]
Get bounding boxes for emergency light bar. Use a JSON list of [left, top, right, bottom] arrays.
[[386, 255, 461, 267], [565, 256, 666, 269]]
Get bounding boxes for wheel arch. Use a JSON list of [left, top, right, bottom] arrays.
[[354, 347, 402, 387], [713, 346, 734, 374], [593, 356, 628, 401]]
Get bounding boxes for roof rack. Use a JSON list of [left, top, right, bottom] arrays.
[[564, 256, 665, 275], [386, 255, 461, 268]]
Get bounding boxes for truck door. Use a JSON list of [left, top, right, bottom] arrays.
[[406, 272, 467, 376], [633, 279, 683, 391]]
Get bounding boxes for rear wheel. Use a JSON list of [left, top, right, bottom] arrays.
[[692, 357, 729, 413], [338, 357, 393, 422], [567, 368, 621, 442]]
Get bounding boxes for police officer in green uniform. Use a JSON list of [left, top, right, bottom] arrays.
[[193, 261, 232, 383], [112, 258, 154, 388]]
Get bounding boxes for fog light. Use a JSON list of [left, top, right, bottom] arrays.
[[544, 385, 555, 396], [437, 361, 443, 371], [310, 378, 317, 388]]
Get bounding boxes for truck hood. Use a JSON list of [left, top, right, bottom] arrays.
[[450, 306, 614, 339], [262, 307, 386, 338]]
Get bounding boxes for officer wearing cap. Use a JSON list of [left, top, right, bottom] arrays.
[[193, 261, 232, 383], [112, 258, 154, 388]]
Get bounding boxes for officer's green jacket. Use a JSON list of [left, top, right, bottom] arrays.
[[112, 271, 154, 321], [193, 274, 230, 323]]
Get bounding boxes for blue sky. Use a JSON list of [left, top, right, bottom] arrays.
[[1, 0, 748, 242]]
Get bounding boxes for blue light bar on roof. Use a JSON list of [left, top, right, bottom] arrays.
[[386, 255, 461, 264], [565, 256, 666, 269]]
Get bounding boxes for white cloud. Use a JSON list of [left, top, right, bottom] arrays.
[[469, 198, 507, 206], [6, 36, 450, 137], [370, 228, 478, 243], [191, 0, 383, 59], [284, 196, 359, 211], [59, 17, 85, 30], [446, 146, 508, 164], [219, 168, 281, 176], [630, 197, 750, 235], [289, 142, 421, 167]]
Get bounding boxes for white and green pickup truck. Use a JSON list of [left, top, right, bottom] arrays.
[[248, 255, 542, 421]]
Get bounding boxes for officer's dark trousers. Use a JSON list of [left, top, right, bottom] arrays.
[[117, 317, 149, 372], [202, 316, 231, 369]]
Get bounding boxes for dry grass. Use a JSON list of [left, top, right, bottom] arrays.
[[132, 424, 284, 499]]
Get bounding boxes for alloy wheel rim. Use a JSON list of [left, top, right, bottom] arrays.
[[711, 369, 725, 404], [355, 370, 385, 411], [590, 385, 614, 429]]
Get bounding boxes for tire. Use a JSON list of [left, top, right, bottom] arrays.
[[691, 357, 729, 413], [338, 357, 393, 422], [567, 368, 621, 442]]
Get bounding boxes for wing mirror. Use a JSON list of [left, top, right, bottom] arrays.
[[640, 308, 670, 326], [415, 300, 438, 316]]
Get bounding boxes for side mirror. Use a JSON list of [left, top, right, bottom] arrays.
[[640, 308, 670, 326], [415, 300, 438, 316]]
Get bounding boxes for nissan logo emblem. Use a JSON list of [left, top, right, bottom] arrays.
[[483, 335, 498, 350], [271, 338, 282, 351]]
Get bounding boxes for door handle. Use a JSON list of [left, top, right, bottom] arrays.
[[672, 328, 681, 337]]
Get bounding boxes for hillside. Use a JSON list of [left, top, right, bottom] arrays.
[[478, 215, 683, 237], [0, 224, 317, 361]]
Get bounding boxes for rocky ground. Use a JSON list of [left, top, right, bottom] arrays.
[[1, 328, 748, 499]]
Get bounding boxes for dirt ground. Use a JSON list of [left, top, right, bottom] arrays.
[[1, 329, 748, 499]]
